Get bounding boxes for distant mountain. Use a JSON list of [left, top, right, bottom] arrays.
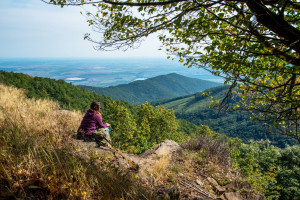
[[152, 85, 297, 148], [79, 73, 223, 104]]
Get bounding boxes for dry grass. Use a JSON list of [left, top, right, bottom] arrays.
[[148, 155, 170, 183], [0, 84, 82, 139], [0, 84, 153, 199]]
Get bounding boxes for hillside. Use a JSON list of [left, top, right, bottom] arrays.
[[0, 70, 296, 148], [153, 85, 298, 148], [0, 84, 257, 199], [1, 84, 299, 200], [0, 84, 154, 199], [79, 73, 222, 104], [0, 70, 135, 114], [0, 71, 200, 149]]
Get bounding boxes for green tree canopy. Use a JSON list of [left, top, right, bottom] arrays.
[[45, 0, 300, 142], [104, 101, 179, 153]]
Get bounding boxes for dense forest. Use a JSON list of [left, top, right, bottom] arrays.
[[79, 73, 222, 104], [153, 86, 298, 148]]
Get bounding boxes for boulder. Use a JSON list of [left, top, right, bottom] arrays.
[[196, 179, 204, 187], [207, 177, 218, 187], [140, 140, 180, 158], [215, 185, 226, 196], [224, 192, 243, 200]]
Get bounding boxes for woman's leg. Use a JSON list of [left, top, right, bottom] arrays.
[[105, 128, 109, 135], [93, 129, 111, 147], [104, 128, 111, 141]]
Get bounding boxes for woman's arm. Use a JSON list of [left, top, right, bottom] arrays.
[[95, 114, 108, 129]]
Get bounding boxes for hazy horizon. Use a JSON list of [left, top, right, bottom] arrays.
[[0, 57, 224, 87]]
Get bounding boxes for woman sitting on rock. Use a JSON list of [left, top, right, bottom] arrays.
[[77, 102, 111, 147]]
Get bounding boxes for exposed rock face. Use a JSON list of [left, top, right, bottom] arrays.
[[140, 140, 180, 158]]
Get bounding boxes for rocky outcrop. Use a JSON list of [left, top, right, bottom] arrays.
[[224, 192, 243, 200], [70, 138, 263, 200], [140, 140, 181, 158]]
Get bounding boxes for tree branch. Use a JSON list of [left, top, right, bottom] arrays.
[[246, 0, 300, 54]]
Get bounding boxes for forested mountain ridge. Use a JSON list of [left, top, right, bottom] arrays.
[[152, 85, 298, 148], [0, 70, 135, 114], [79, 73, 222, 104]]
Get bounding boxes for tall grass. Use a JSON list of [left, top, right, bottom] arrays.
[[0, 84, 152, 199]]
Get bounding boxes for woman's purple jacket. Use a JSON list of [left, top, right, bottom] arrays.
[[77, 109, 108, 136]]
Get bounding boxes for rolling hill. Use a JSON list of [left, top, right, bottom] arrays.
[[152, 85, 297, 148], [79, 73, 222, 104]]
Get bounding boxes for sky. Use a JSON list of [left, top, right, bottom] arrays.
[[0, 0, 164, 58]]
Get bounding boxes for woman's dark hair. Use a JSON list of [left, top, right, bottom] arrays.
[[90, 102, 101, 112]]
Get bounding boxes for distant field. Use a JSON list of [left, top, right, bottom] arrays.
[[0, 58, 224, 87]]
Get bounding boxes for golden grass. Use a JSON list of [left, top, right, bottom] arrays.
[[148, 155, 170, 182], [0, 84, 152, 199], [0, 84, 82, 140]]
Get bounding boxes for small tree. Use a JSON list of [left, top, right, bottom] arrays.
[[105, 101, 137, 150], [105, 101, 178, 153], [136, 102, 178, 151]]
